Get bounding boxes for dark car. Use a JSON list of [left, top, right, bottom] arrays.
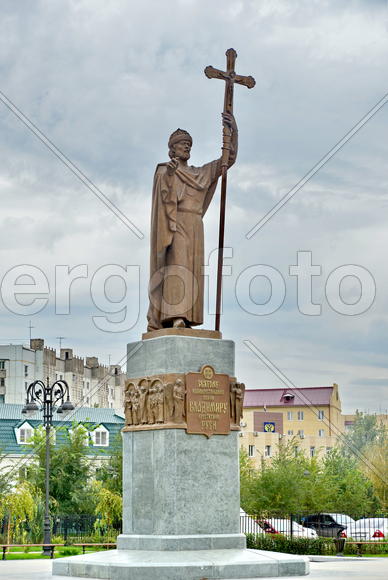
[[300, 513, 347, 538]]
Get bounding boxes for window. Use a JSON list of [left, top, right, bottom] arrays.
[[0, 360, 5, 369], [0, 378, 4, 387], [318, 429, 325, 437], [92, 426, 109, 447], [318, 410, 324, 420], [310, 446, 315, 457], [264, 445, 271, 457], [287, 429, 294, 435], [297, 411, 304, 421], [25, 382, 28, 390], [248, 445, 255, 457], [0, 395, 4, 404], [287, 411, 293, 420], [294, 446, 300, 456], [15, 422, 34, 444], [24, 365, 28, 377], [95, 431, 107, 445], [298, 429, 304, 438]]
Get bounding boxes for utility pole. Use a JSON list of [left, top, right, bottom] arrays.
[[28, 321, 34, 342], [56, 336, 65, 352]]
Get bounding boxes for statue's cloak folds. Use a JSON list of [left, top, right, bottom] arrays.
[[147, 160, 221, 330]]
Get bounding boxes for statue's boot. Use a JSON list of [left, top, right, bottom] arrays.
[[172, 318, 186, 328]]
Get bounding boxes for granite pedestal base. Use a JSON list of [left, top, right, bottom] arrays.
[[118, 429, 243, 550], [52, 335, 309, 578], [53, 547, 310, 579]]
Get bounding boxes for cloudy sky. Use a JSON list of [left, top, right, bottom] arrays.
[[0, 0, 387, 413]]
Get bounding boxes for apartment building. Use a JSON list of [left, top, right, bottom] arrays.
[[240, 383, 344, 467], [0, 339, 125, 411]]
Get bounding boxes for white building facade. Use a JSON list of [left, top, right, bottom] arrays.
[[0, 339, 125, 411]]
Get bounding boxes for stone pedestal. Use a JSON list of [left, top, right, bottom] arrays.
[[52, 335, 309, 579], [118, 429, 245, 551], [126, 333, 235, 377]]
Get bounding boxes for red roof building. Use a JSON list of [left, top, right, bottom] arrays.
[[240, 384, 344, 467]]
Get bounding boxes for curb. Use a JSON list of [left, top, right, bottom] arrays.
[[309, 555, 382, 562]]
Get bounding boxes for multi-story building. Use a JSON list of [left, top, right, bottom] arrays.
[[0, 339, 125, 411], [240, 383, 344, 467]]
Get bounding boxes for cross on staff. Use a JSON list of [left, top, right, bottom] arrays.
[[205, 49, 255, 331]]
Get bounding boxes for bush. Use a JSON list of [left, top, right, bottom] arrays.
[[246, 533, 336, 555], [70, 532, 117, 544], [58, 547, 81, 557], [344, 541, 388, 555]]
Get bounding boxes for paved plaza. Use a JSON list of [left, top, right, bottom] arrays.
[[0, 556, 387, 580]]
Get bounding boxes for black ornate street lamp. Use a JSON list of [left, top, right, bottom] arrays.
[[22, 378, 74, 555]]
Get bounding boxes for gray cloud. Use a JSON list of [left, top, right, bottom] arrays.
[[0, 0, 387, 412]]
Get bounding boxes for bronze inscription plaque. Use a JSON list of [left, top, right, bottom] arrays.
[[186, 365, 230, 437]]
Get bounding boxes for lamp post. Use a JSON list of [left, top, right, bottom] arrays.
[[22, 377, 74, 555]]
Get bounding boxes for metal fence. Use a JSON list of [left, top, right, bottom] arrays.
[[52, 515, 100, 541], [0, 514, 122, 544], [240, 512, 388, 542]]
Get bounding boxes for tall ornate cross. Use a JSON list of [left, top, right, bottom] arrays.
[[205, 49, 255, 331]]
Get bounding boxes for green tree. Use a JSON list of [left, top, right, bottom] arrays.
[[246, 440, 311, 515], [93, 482, 122, 531], [28, 423, 96, 515], [341, 411, 386, 457], [239, 449, 258, 514], [340, 412, 387, 513], [0, 481, 36, 543], [95, 434, 122, 494], [322, 448, 379, 517], [240, 440, 378, 517], [0, 449, 11, 501], [361, 438, 388, 511]]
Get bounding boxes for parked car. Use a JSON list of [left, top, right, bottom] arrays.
[[345, 518, 388, 541], [261, 518, 318, 538], [240, 509, 264, 535], [328, 513, 355, 528], [300, 513, 349, 537]]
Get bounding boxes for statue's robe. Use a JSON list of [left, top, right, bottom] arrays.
[[147, 159, 222, 331]]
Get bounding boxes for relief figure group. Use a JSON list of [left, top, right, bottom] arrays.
[[124, 375, 245, 430], [125, 377, 186, 427]]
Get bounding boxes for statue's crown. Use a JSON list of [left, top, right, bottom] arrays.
[[168, 129, 192, 148]]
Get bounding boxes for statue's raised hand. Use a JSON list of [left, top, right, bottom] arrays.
[[167, 157, 179, 176], [222, 112, 237, 132]]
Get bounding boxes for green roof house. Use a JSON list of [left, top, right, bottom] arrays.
[[0, 404, 125, 477]]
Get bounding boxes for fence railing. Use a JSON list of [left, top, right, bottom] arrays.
[[240, 512, 388, 542], [0, 514, 121, 544]]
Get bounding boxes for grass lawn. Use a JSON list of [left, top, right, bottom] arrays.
[[2, 547, 112, 560], [4, 553, 53, 560], [346, 553, 388, 558]]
